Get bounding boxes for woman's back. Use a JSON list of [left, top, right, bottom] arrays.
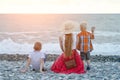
[[60, 33, 76, 50]]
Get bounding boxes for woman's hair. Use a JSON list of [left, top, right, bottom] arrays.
[[64, 33, 73, 57], [34, 42, 42, 51]]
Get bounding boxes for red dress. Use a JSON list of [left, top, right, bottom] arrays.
[[51, 50, 86, 74]]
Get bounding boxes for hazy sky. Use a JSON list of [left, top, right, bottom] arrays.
[[0, 0, 120, 13], [0, 14, 81, 32]]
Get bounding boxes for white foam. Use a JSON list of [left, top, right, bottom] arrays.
[[0, 38, 62, 54], [0, 38, 120, 55], [0, 38, 33, 54]]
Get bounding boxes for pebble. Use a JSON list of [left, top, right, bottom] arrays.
[[0, 54, 120, 62], [0, 61, 120, 80], [0, 76, 4, 80]]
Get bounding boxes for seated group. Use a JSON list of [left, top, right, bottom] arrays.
[[20, 21, 95, 74]]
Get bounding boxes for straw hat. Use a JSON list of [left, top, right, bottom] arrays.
[[62, 21, 75, 34]]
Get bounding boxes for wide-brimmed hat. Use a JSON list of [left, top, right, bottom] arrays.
[[62, 21, 75, 34]]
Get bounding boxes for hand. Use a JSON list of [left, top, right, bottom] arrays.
[[91, 26, 95, 33], [20, 68, 27, 73]]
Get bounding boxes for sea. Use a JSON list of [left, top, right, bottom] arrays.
[[0, 14, 120, 55]]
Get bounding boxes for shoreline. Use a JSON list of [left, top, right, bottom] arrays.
[[0, 54, 120, 80], [0, 54, 120, 62]]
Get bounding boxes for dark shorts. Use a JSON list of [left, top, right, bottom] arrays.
[[80, 52, 90, 60]]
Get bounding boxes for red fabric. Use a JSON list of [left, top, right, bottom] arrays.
[[51, 50, 86, 74]]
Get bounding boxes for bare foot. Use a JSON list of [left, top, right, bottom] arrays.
[[40, 70, 46, 73], [20, 68, 27, 73]]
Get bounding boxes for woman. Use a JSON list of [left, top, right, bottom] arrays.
[[51, 21, 85, 74]]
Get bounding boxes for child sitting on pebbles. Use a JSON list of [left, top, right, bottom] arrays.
[[20, 42, 46, 73]]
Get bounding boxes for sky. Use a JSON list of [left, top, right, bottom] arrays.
[[0, 0, 120, 13]]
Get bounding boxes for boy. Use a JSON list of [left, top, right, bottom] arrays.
[[21, 42, 46, 73], [77, 22, 95, 70]]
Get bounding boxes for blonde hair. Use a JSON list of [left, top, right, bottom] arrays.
[[64, 33, 73, 57], [80, 21, 87, 31], [34, 42, 42, 51]]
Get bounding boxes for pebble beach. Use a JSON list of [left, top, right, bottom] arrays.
[[0, 54, 120, 80]]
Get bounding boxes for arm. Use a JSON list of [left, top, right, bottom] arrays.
[[90, 27, 95, 39], [20, 57, 31, 73], [25, 57, 31, 70], [40, 58, 45, 73], [76, 35, 80, 50], [59, 36, 64, 52]]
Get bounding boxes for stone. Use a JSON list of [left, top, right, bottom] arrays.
[[0, 61, 120, 80], [0, 76, 5, 80]]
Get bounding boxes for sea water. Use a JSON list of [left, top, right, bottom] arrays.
[[0, 14, 120, 55]]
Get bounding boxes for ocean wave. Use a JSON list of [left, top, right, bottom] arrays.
[[0, 38, 120, 55]]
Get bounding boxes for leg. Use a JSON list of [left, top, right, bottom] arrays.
[[80, 52, 86, 68], [86, 60, 90, 66], [42, 55, 47, 71], [86, 52, 91, 70]]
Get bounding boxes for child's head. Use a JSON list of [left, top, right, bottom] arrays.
[[80, 21, 87, 31], [34, 42, 42, 51]]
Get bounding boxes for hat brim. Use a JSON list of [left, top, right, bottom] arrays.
[[64, 29, 73, 34]]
